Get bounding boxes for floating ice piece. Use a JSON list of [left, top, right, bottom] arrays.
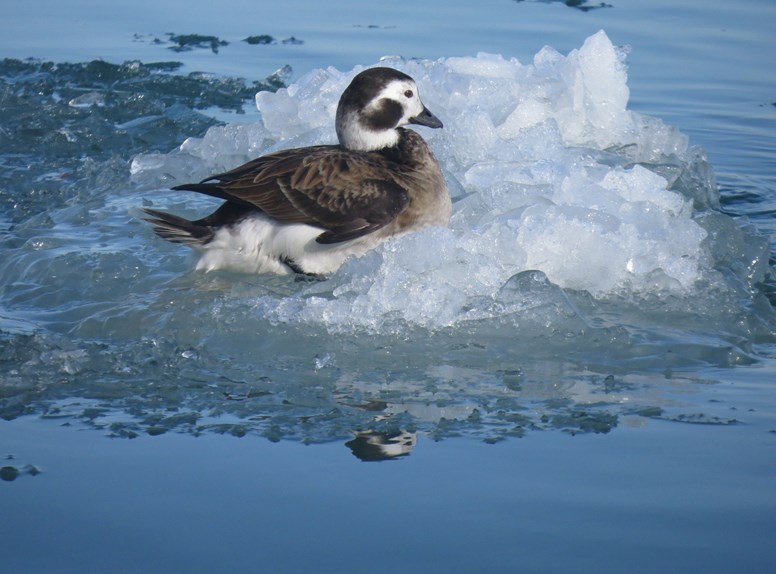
[[135, 30, 737, 333], [68, 91, 106, 108]]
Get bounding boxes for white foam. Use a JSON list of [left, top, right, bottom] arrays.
[[133, 30, 742, 332]]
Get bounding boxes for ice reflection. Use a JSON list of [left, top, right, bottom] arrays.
[[1, 331, 742, 460]]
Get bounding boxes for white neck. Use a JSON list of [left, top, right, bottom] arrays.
[[337, 111, 400, 151]]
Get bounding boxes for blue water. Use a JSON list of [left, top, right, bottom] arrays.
[[2, 1, 776, 573]]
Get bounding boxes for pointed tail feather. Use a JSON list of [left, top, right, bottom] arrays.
[[142, 208, 213, 246], [171, 182, 240, 204]]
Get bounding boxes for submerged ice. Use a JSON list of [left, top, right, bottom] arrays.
[[135, 31, 769, 333]]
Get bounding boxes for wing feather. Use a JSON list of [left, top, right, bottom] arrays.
[[177, 146, 410, 243]]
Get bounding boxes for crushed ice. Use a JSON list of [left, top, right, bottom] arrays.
[[134, 31, 770, 333]]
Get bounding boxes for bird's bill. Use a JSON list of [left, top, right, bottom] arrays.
[[409, 106, 443, 129]]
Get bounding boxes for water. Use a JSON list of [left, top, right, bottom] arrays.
[[2, 1, 776, 572]]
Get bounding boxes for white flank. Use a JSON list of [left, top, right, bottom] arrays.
[[195, 212, 373, 276]]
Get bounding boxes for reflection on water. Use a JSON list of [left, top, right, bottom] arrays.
[[1, 329, 744, 455], [346, 431, 416, 461], [0, 457, 42, 482]]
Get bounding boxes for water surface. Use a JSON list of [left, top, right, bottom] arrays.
[[2, 1, 775, 572]]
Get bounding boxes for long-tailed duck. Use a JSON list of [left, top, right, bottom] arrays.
[[143, 67, 450, 276]]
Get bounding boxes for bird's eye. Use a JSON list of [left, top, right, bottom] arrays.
[[404, 90, 414, 98]]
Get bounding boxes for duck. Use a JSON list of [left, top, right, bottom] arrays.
[[143, 66, 451, 277]]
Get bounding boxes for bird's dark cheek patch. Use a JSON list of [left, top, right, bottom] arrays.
[[363, 99, 403, 131]]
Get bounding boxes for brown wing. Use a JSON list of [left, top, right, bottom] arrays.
[[183, 146, 410, 244]]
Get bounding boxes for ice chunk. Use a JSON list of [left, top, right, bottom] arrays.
[[256, 67, 346, 141], [556, 30, 633, 148], [133, 31, 755, 334], [68, 91, 106, 108], [446, 52, 523, 79], [498, 99, 552, 137]]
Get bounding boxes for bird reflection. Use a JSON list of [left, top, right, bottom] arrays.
[[345, 430, 416, 461]]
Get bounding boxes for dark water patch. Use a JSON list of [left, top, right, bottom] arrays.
[[546, 409, 619, 435], [166, 33, 229, 54], [0, 455, 41, 481], [0, 58, 286, 221], [662, 413, 740, 425], [281, 36, 304, 45], [244, 35, 275, 45], [133, 32, 305, 52], [513, 0, 613, 11], [353, 24, 398, 30]]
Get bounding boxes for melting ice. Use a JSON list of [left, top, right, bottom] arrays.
[[133, 31, 771, 337]]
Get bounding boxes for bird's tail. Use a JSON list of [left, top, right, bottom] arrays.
[[142, 208, 214, 246]]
